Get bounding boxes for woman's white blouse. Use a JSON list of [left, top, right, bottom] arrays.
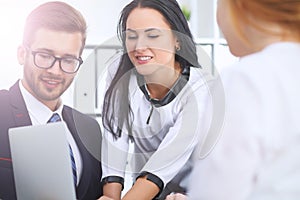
[[101, 64, 213, 188]]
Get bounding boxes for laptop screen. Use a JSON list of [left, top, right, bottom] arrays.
[[8, 122, 76, 200]]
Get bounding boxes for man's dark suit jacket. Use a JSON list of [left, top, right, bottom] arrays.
[[0, 81, 103, 200]]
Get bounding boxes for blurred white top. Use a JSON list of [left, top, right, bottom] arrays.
[[188, 42, 300, 200]]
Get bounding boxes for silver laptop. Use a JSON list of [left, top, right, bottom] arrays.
[[8, 122, 76, 200]]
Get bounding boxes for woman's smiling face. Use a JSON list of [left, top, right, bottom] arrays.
[[125, 7, 178, 77]]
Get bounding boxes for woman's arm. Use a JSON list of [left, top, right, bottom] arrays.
[[101, 129, 129, 200], [122, 176, 160, 200], [103, 182, 123, 200]]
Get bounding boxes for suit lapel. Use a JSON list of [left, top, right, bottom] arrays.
[[9, 81, 32, 127], [62, 106, 90, 198]]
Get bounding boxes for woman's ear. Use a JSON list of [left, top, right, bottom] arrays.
[[17, 45, 26, 65]]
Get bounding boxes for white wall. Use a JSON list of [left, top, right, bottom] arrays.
[[0, 0, 237, 110], [0, 0, 131, 89]]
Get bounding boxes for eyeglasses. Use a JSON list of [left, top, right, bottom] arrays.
[[27, 48, 83, 74]]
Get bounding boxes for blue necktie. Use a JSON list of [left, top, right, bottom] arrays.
[[47, 113, 77, 187]]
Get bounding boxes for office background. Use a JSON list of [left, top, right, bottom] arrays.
[[0, 0, 238, 194], [0, 0, 237, 116]]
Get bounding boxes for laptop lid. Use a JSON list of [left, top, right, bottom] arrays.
[[8, 122, 76, 200]]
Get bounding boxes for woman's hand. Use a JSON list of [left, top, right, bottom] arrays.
[[165, 193, 187, 200], [98, 196, 114, 200]]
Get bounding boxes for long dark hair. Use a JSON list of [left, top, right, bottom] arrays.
[[102, 0, 200, 138]]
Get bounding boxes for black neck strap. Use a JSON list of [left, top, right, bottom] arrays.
[[137, 66, 190, 107]]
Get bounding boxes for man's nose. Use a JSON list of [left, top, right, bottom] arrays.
[[46, 59, 62, 74]]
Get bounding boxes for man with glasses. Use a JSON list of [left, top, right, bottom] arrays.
[[0, 2, 102, 199], [25, 46, 83, 74]]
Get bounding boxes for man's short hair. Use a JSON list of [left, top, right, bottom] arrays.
[[23, 1, 87, 55]]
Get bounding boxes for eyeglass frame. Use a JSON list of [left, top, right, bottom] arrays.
[[25, 46, 83, 74]]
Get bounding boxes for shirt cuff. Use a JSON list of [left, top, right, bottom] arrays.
[[136, 171, 164, 198], [102, 175, 124, 191]]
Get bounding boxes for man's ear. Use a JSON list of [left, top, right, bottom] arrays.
[[17, 45, 26, 65]]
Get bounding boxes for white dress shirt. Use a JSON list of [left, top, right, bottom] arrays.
[[19, 81, 82, 185], [188, 42, 300, 200]]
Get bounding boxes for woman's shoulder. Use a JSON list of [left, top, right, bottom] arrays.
[[188, 67, 213, 91]]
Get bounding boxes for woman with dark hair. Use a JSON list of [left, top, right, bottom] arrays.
[[100, 0, 212, 199]]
